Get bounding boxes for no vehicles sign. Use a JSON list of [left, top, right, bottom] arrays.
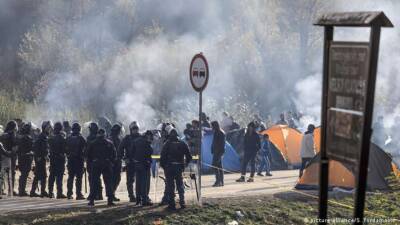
[[190, 53, 209, 92]]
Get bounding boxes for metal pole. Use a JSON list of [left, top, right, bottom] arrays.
[[318, 25, 333, 225], [353, 26, 381, 225], [197, 91, 203, 205]]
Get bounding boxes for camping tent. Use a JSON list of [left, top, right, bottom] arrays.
[[296, 143, 400, 190], [201, 133, 241, 172], [260, 125, 303, 166], [226, 128, 288, 170]]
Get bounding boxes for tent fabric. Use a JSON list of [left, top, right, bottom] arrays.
[[226, 128, 288, 170], [201, 133, 241, 172], [295, 143, 399, 190], [314, 127, 321, 153], [261, 125, 303, 166]]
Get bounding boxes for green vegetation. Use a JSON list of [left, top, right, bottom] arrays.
[[1, 190, 399, 225], [0, 91, 27, 126]]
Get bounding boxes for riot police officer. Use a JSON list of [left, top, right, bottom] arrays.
[[16, 123, 34, 196], [0, 120, 18, 193], [119, 121, 141, 202], [85, 122, 103, 200], [30, 121, 52, 198], [109, 124, 122, 201], [66, 123, 86, 200], [86, 129, 116, 206], [132, 130, 153, 206], [48, 122, 67, 199], [160, 129, 192, 210]]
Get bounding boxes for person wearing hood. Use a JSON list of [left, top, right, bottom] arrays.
[[132, 130, 154, 206], [236, 122, 261, 183], [66, 123, 86, 200], [211, 121, 225, 187], [299, 124, 316, 178], [160, 129, 192, 210], [16, 123, 34, 196], [86, 129, 116, 206], [63, 121, 72, 137], [0, 120, 18, 196], [85, 122, 103, 200], [119, 121, 141, 202], [109, 124, 122, 202], [30, 121, 52, 197], [48, 122, 67, 199]]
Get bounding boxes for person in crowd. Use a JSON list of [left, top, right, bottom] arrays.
[[30, 121, 52, 197], [86, 129, 116, 206], [16, 123, 34, 196], [48, 122, 67, 199], [287, 111, 297, 129], [276, 113, 288, 125], [160, 129, 192, 210], [201, 112, 211, 128], [0, 136, 15, 198], [236, 122, 260, 182], [299, 124, 316, 178], [85, 122, 103, 200], [132, 130, 154, 206], [65, 123, 86, 200], [221, 112, 233, 132], [257, 134, 272, 177], [0, 121, 18, 196], [229, 116, 240, 131], [119, 121, 141, 202], [109, 124, 122, 202], [63, 121, 72, 137], [211, 121, 225, 187]]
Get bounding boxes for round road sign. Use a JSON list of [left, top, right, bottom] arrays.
[[189, 53, 209, 92]]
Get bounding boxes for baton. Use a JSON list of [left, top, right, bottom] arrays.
[[84, 167, 88, 194], [190, 173, 199, 201]]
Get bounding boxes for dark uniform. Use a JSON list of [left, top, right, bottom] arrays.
[[16, 124, 34, 196], [132, 131, 153, 205], [0, 121, 18, 195], [65, 123, 86, 200], [119, 123, 141, 202], [86, 129, 116, 206], [211, 121, 225, 187], [109, 124, 122, 201], [30, 121, 52, 197], [85, 123, 103, 200], [48, 123, 67, 198], [160, 130, 192, 210]]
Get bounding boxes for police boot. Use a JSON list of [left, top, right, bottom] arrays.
[[88, 200, 95, 206], [107, 198, 115, 206], [113, 195, 120, 202], [179, 193, 186, 209], [48, 192, 54, 198], [129, 195, 136, 203], [40, 191, 49, 198], [57, 193, 67, 199], [30, 192, 40, 197], [236, 176, 245, 182], [76, 194, 85, 200], [167, 202, 176, 210]]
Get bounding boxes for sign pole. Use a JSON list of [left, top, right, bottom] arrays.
[[318, 25, 333, 225], [198, 91, 203, 205], [353, 25, 381, 225]]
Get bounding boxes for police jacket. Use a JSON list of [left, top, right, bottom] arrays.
[[119, 133, 141, 162], [132, 136, 153, 165], [66, 132, 86, 160], [110, 135, 122, 160], [211, 129, 225, 157], [49, 132, 67, 161], [0, 142, 13, 164], [160, 136, 192, 169], [33, 132, 49, 160], [244, 131, 261, 155], [0, 132, 16, 153], [16, 134, 34, 158], [86, 136, 116, 164]]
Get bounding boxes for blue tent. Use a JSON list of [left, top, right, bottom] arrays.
[[201, 133, 241, 172]]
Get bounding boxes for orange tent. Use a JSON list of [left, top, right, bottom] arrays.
[[296, 143, 399, 190], [261, 125, 303, 165], [314, 126, 321, 153]]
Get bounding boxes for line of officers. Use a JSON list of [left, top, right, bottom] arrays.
[[0, 120, 193, 210]]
